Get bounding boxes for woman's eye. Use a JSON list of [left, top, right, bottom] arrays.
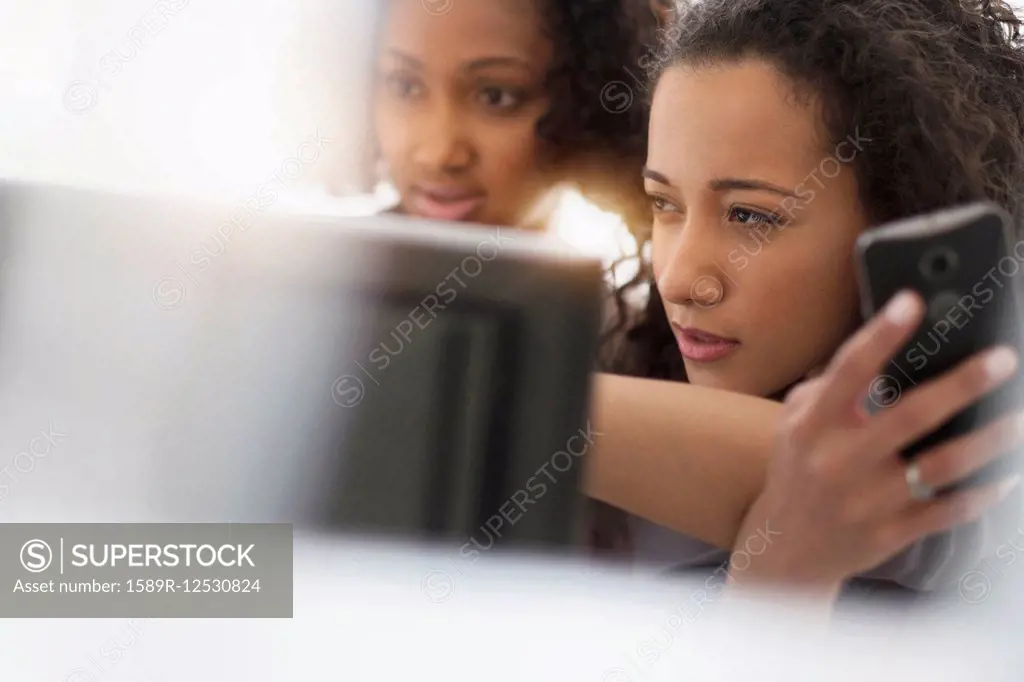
[[729, 206, 785, 228], [384, 73, 423, 100], [477, 86, 523, 110], [650, 196, 681, 213]]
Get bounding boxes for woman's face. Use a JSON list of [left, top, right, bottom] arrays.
[[373, 0, 554, 227], [646, 60, 871, 397]]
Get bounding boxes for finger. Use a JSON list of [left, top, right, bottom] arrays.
[[883, 474, 1021, 552], [863, 408, 1024, 517], [862, 345, 1020, 466], [806, 291, 924, 431], [804, 363, 828, 381], [780, 376, 822, 413]]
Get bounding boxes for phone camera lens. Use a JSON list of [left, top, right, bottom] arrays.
[[920, 247, 959, 282]]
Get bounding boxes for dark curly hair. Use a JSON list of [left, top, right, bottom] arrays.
[[600, 0, 1024, 385], [535, 0, 653, 166], [534, 0, 660, 228]]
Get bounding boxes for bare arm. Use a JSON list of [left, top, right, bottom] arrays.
[[583, 372, 781, 550]]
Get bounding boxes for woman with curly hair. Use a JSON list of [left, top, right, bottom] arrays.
[[369, 0, 655, 229], [600, 0, 1024, 602]]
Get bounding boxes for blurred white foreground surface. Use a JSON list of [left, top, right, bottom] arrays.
[[0, 533, 1019, 682]]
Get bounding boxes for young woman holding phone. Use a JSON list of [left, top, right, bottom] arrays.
[[601, 0, 1024, 601]]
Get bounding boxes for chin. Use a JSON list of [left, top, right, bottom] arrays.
[[682, 363, 750, 395], [684, 363, 796, 400]]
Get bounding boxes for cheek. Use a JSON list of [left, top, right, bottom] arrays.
[[650, 230, 670, 282], [476, 103, 548, 189], [482, 129, 540, 187], [373, 103, 407, 159], [738, 245, 860, 351]]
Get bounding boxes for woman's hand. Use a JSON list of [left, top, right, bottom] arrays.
[[730, 290, 1023, 598]]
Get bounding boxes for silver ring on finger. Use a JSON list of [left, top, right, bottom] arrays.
[[905, 461, 935, 501]]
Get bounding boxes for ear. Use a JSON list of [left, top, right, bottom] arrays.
[[649, 0, 676, 28]]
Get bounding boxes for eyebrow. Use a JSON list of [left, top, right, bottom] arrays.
[[385, 49, 424, 68], [384, 50, 532, 75], [463, 57, 533, 74], [641, 167, 671, 185], [710, 178, 798, 199], [642, 167, 799, 199]]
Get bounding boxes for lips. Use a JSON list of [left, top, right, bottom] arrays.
[[408, 185, 486, 222], [672, 325, 740, 363]]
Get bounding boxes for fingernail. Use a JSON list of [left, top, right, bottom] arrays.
[[884, 291, 919, 325], [998, 474, 1021, 501], [984, 347, 1019, 381]]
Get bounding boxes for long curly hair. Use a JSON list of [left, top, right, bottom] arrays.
[[535, 0, 653, 168], [600, 0, 1024, 386], [531, 0, 660, 229]]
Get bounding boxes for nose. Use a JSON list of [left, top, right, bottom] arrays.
[[411, 100, 475, 175], [655, 216, 729, 310]]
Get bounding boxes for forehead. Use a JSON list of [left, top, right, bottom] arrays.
[[648, 60, 830, 186], [379, 0, 552, 69]]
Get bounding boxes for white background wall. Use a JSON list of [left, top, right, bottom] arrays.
[[0, 0, 375, 196]]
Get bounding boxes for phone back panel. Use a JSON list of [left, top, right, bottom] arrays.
[[856, 203, 1024, 487]]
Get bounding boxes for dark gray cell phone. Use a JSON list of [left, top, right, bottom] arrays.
[[855, 202, 1023, 491]]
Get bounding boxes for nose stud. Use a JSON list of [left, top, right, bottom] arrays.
[[690, 275, 724, 308]]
